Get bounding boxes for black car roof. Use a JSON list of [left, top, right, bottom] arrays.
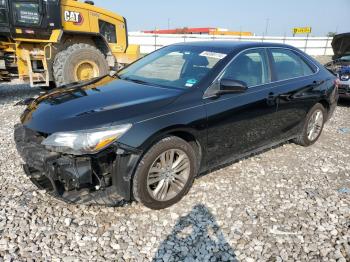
[[173, 41, 296, 52]]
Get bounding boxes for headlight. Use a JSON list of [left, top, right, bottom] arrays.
[[340, 75, 350, 81], [42, 124, 132, 155]]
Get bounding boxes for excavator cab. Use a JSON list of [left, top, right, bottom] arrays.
[[0, 0, 10, 36], [1, 0, 61, 39]]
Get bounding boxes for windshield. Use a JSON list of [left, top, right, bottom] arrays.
[[340, 55, 350, 61], [119, 45, 229, 89], [0, 0, 8, 24], [13, 2, 40, 25]]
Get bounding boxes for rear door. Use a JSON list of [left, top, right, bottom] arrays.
[[204, 48, 280, 167], [266, 48, 321, 140]]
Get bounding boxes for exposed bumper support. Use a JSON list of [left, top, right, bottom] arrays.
[[15, 124, 142, 206], [23, 164, 129, 206]]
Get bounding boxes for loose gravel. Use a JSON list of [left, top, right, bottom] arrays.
[[0, 82, 349, 262]]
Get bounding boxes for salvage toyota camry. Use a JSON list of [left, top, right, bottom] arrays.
[[15, 42, 338, 209]]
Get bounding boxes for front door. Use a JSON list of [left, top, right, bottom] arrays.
[[204, 48, 280, 168]]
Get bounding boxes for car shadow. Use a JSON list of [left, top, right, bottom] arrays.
[[152, 204, 237, 262]]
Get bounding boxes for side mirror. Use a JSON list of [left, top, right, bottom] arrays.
[[219, 79, 248, 94]]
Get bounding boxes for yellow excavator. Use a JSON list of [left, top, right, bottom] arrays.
[[0, 0, 140, 89]]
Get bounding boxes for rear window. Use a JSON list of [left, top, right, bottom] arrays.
[[271, 49, 315, 81], [13, 2, 40, 25]]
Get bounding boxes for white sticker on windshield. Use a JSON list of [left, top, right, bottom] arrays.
[[200, 51, 227, 60]]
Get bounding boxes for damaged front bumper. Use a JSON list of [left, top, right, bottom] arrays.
[[14, 124, 142, 206]]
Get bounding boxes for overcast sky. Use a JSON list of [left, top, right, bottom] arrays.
[[96, 0, 349, 36]]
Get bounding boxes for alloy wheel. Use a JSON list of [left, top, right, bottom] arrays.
[[147, 149, 191, 202], [307, 109, 324, 141]]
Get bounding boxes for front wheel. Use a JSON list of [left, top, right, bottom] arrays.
[[133, 136, 198, 210], [293, 103, 326, 147]]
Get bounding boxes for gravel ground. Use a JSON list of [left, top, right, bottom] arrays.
[[0, 80, 350, 261]]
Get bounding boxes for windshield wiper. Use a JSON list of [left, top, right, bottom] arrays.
[[122, 77, 164, 87], [124, 77, 149, 84]]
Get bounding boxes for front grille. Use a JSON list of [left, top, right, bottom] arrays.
[[14, 124, 60, 171]]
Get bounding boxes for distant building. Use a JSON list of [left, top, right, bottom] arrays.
[[143, 27, 253, 36]]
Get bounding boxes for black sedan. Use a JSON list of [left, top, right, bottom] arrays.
[[15, 41, 338, 209]]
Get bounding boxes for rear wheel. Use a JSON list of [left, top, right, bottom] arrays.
[[294, 103, 326, 146], [133, 136, 198, 210], [53, 43, 109, 87]]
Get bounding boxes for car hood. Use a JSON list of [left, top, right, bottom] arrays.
[[332, 33, 350, 59], [21, 76, 183, 134]]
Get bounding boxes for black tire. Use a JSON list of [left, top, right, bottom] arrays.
[[53, 43, 109, 87], [133, 136, 198, 210], [293, 103, 326, 147]]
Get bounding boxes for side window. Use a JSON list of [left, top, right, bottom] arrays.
[[99, 20, 117, 43], [221, 49, 270, 87], [271, 49, 315, 81]]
